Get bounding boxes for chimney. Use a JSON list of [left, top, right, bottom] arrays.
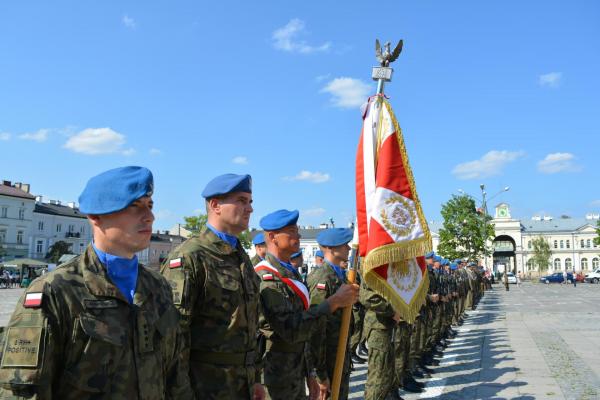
[[35, 195, 43, 203], [165, 230, 170, 235], [21, 183, 30, 193], [49, 200, 58, 205], [2, 180, 10, 186], [67, 202, 76, 208]]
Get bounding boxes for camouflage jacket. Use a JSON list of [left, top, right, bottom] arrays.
[[306, 261, 348, 381], [256, 253, 330, 383], [160, 227, 261, 399], [360, 281, 395, 331], [250, 254, 262, 267], [0, 245, 193, 400]]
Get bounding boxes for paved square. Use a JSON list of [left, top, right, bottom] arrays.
[[350, 282, 600, 400]]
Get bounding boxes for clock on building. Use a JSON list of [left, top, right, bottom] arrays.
[[495, 204, 510, 219]]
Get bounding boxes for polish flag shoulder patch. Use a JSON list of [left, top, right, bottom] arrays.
[[24, 292, 43, 308], [316, 283, 327, 290], [262, 274, 274, 281], [169, 258, 182, 268]]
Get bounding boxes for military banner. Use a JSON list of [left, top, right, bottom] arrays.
[[355, 94, 432, 323]]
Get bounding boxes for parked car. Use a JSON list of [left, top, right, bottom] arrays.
[[539, 272, 574, 284], [584, 268, 600, 284], [506, 272, 517, 284]]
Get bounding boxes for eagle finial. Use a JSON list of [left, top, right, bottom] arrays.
[[375, 39, 403, 67]]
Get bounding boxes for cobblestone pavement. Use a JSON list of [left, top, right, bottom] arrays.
[[349, 282, 600, 400], [1, 283, 599, 399]]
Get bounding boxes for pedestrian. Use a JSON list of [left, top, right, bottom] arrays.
[[0, 166, 193, 399], [160, 173, 265, 400], [256, 210, 358, 400], [573, 270, 577, 287]]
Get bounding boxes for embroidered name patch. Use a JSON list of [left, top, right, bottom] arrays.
[[23, 293, 43, 308], [262, 274, 274, 281], [169, 258, 182, 268], [316, 283, 326, 290], [84, 299, 118, 309], [1, 327, 43, 367]]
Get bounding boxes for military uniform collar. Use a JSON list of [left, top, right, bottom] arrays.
[[265, 253, 301, 280], [199, 226, 239, 255]]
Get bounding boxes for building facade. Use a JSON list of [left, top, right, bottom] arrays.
[[137, 231, 186, 271], [0, 181, 35, 259]]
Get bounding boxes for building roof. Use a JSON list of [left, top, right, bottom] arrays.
[[0, 184, 35, 200], [34, 202, 87, 219], [251, 228, 326, 242], [151, 232, 186, 243], [520, 218, 596, 233]]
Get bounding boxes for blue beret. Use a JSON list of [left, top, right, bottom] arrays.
[[260, 209, 299, 231], [441, 259, 450, 266], [450, 263, 458, 270], [433, 256, 442, 263], [79, 166, 153, 215], [291, 251, 303, 259], [317, 228, 353, 247], [425, 251, 435, 259], [202, 173, 252, 199], [454, 259, 462, 264], [315, 250, 324, 258], [252, 232, 265, 245]]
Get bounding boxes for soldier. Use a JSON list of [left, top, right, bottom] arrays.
[[306, 228, 357, 399], [251, 232, 267, 266], [160, 173, 264, 399], [314, 250, 325, 269], [255, 210, 358, 400], [0, 166, 193, 399]]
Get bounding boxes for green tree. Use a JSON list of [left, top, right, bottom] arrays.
[[45, 241, 72, 263], [182, 212, 252, 249], [595, 219, 600, 247], [530, 236, 552, 273], [437, 194, 495, 261]]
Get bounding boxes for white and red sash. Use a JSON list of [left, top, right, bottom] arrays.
[[254, 261, 310, 310]]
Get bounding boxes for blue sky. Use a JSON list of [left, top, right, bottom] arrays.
[[1, 0, 599, 230]]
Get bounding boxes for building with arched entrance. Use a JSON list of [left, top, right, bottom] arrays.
[[430, 203, 599, 275]]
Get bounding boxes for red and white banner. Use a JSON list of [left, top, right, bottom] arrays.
[[355, 95, 432, 323], [254, 261, 310, 310]]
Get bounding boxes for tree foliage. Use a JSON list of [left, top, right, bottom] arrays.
[[182, 213, 252, 250], [45, 241, 72, 263], [530, 236, 552, 272], [437, 195, 495, 261], [595, 219, 600, 247]]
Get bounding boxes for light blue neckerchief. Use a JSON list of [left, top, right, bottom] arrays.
[[92, 242, 138, 304], [206, 223, 238, 248], [324, 260, 346, 282]]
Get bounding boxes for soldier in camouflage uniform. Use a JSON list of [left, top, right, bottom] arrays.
[[306, 228, 357, 400], [161, 173, 265, 400], [0, 166, 193, 399], [256, 211, 358, 400], [251, 232, 267, 266]]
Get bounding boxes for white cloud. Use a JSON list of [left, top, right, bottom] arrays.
[[589, 200, 600, 207], [321, 77, 371, 109], [315, 73, 331, 82], [19, 129, 50, 142], [122, 15, 136, 29], [452, 150, 525, 180], [302, 207, 326, 217], [122, 148, 136, 156], [63, 127, 133, 155], [537, 152, 581, 174], [0, 132, 10, 141], [272, 19, 330, 54], [232, 156, 248, 165], [149, 148, 162, 156], [539, 72, 562, 88], [283, 170, 330, 183]]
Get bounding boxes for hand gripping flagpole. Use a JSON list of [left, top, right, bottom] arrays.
[[330, 39, 402, 400]]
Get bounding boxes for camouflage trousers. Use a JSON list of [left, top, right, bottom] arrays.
[[264, 350, 308, 400], [190, 360, 256, 400], [364, 327, 395, 400], [393, 322, 411, 382], [350, 305, 365, 353]]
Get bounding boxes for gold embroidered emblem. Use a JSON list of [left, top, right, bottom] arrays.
[[380, 195, 416, 237], [389, 259, 419, 292]]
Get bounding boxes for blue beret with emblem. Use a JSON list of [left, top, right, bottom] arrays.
[[79, 166, 154, 215], [252, 232, 265, 245], [315, 250, 324, 258], [202, 173, 252, 199], [291, 251, 303, 259], [450, 263, 458, 270], [425, 251, 435, 259], [260, 209, 299, 231], [317, 228, 353, 247]]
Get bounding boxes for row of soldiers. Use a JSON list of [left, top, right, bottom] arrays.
[[0, 166, 487, 400], [345, 254, 488, 399]]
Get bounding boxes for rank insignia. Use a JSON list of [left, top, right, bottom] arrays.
[[316, 283, 326, 290], [23, 293, 43, 308], [262, 274, 274, 281], [169, 258, 182, 268]]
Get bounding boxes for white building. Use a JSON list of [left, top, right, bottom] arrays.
[[30, 198, 92, 259], [430, 203, 599, 275], [0, 181, 35, 259]]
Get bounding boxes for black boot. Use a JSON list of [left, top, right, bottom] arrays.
[[401, 376, 424, 393], [358, 342, 368, 356], [385, 389, 404, 400], [351, 354, 367, 364], [413, 365, 431, 379]]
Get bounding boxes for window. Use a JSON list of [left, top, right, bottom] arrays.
[[18, 208, 25, 220], [1, 207, 7, 218], [80, 225, 85, 233], [554, 258, 561, 270], [565, 258, 572, 269], [68, 224, 75, 233], [526, 259, 534, 271], [36, 240, 43, 254], [38, 221, 44, 231], [566, 240, 570, 249], [56, 224, 62, 233], [527, 241, 532, 250], [553, 240, 558, 249], [581, 239, 585, 248], [582, 258, 588, 270], [593, 258, 600, 268], [560, 240, 564, 249], [0, 229, 6, 243], [16, 230, 23, 244], [587, 239, 591, 248]]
